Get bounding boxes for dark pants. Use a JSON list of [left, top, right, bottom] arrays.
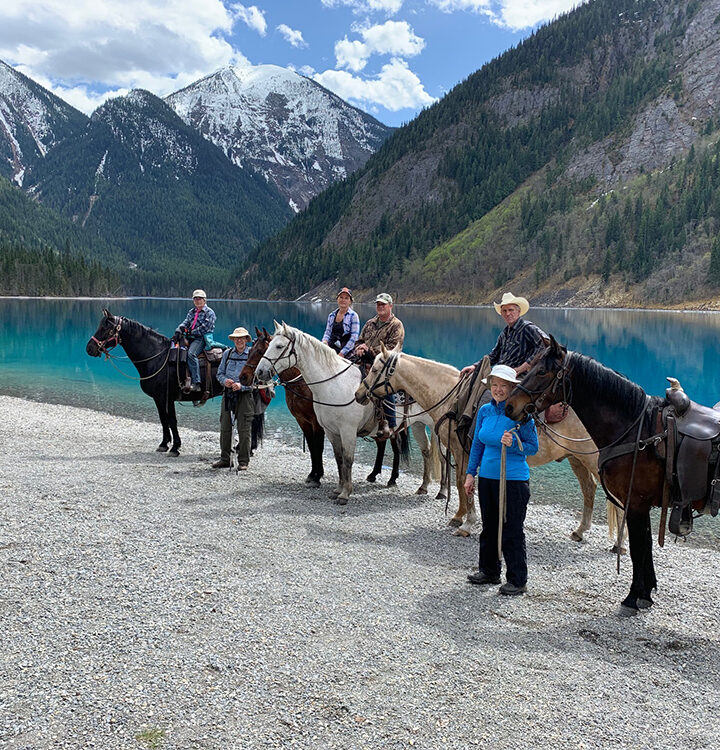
[[477, 477, 530, 587], [220, 392, 254, 465]]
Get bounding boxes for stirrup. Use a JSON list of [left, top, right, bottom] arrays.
[[668, 503, 693, 537]]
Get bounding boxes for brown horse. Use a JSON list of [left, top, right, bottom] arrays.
[[505, 336, 717, 615], [239, 328, 438, 492], [355, 345, 620, 545]]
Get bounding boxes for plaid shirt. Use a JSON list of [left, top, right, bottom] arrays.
[[178, 304, 216, 338], [321, 308, 360, 356], [487, 318, 547, 369]]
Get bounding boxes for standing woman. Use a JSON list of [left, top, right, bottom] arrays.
[[463, 364, 538, 595], [321, 287, 360, 358]]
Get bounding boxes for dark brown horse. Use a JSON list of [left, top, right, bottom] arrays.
[[239, 328, 410, 488], [505, 336, 717, 615], [86, 309, 224, 456]]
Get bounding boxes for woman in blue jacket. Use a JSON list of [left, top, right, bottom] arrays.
[[463, 364, 538, 595]]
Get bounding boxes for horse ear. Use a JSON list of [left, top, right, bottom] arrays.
[[273, 319, 282, 334], [263, 327, 271, 338], [381, 342, 388, 356], [548, 335, 565, 357], [103, 308, 111, 318], [255, 326, 262, 337]]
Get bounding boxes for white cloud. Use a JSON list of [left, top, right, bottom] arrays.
[[314, 58, 436, 112], [335, 20, 425, 72], [428, 0, 586, 31], [232, 3, 267, 36], [0, 0, 250, 114], [276, 24, 307, 48], [321, 0, 404, 14]]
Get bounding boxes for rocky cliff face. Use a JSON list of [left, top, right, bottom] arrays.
[[0, 60, 87, 186], [166, 65, 393, 211]]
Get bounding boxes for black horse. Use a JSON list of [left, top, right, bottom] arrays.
[[86, 309, 224, 456], [506, 336, 719, 616]]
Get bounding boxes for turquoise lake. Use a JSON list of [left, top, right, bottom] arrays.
[[2, 297, 719, 545]]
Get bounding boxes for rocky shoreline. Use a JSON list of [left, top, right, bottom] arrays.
[[1, 395, 719, 749]]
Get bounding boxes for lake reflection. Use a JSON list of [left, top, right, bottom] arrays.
[[2, 297, 719, 546]]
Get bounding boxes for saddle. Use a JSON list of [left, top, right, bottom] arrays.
[[662, 378, 720, 537], [170, 345, 225, 405]]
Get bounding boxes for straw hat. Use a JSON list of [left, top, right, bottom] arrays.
[[493, 292, 529, 316], [481, 364, 521, 385], [229, 326, 251, 340]]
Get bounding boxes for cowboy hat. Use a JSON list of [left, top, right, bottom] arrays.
[[229, 326, 251, 340], [481, 364, 522, 385], [493, 292, 529, 316], [192, 289, 207, 299]]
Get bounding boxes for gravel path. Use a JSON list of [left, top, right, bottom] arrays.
[[1, 395, 719, 750]]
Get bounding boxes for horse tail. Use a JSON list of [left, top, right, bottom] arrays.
[[398, 427, 410, 467], [430, 430, 442, 482]]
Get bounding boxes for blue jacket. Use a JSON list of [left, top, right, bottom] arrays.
[[217, 347, 252, 392], [467, 400, 538, 481], [321, 308, 360, 356]]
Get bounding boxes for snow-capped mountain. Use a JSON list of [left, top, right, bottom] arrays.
[[166, 64, 393, 211], [0, 60, 87, 186]]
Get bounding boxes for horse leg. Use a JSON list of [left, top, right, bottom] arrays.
[[367, 439, 386, 483], [153, 396, 172, 453], [412, 423, 430, 495], [618, 509, 655, 616], [305, 427, 325, 487], [567, 456, 598, 542], [329, 431, 354, 505], [454, 442, 477, 537], [386, 437, 400, 487], [167, 399, 181, 457]]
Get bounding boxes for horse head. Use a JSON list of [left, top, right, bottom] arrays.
[[86, 309, 122, 357], [355, 342, 401, 405], [239, 329, 272, 386], [256, 321, 296, 382], [505, 335, 568, 421]]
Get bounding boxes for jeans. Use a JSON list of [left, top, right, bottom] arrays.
[[187, 337, 204, 384], [477, 477, 530, 587], [383, 393, 397, 428]]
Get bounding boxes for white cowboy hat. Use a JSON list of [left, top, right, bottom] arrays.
[[229, 326, 251, 340], [493, 292, 529, 316], [481, 364, 522, 385], [192, 289, 207, 299]]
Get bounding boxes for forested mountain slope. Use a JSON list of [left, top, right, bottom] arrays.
[[237, 0, 720, 307]]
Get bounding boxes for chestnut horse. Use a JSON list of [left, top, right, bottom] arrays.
[[505, 336, 716, 615], [242, 327, 441, 497], [355, 345, 621, 545]]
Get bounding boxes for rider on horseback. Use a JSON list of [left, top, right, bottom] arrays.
[[173, 290, 216, 394]]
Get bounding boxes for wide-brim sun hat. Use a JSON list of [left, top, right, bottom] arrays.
[[493, 292, 529, 316], [192, 289, 207, 299], [229, 326, 251, 340], [337, 286, 353, 301], [482, 364, 522, 385], [375, 292, 393, 304]]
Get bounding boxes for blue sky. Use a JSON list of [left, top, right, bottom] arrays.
[[1, 1, 586, 127]]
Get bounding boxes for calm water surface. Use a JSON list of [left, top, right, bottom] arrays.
[[2, 297, 719, 545]]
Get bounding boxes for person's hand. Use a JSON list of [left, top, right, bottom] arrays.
[[460, 365, 475, 378], [338, 352, 345, 358], [463, 474, 475, 496], [231, 382, 242, 391], [501, 431, 514, 447], [355, 343, 367, 356], [172, 330, 182, 343], [224, 378, 234, 388], [322, 340, 330, 346]]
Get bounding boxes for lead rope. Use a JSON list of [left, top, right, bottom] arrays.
[[616, 415, 645, 574], [498, 426, 523, 560]]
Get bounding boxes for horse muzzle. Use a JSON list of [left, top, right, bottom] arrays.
[[355, 386, 369, 405]]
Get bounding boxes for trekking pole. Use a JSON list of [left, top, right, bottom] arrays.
[[498, 442, 507, 560]]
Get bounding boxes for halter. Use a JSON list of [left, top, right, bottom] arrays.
[[259, 334, 297, 376], [361, 351, 400, 399], [514, 350, 573, 415], [91, 317, 123, 355]]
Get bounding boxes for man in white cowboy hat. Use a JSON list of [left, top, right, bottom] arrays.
[[173, 289, 216, 393], [459, 292, 547, 380], [212, 326, 254, 470]]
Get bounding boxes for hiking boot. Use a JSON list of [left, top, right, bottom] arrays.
[[212, 460, 230, 469], [189, 382, 202, 393], [499, 582, 527, 596], [467, 572, 501, 585]]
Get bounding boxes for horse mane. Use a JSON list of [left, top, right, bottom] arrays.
[[284, 325, 345, 370], [120, 316, 170, 345], [569, 351, 649, 414]]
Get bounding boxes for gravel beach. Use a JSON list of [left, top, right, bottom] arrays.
[[1, 395, 719, 750]]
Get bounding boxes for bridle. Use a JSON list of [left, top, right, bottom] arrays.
[[258, 335, 297, 377], [91, 317, 123, 355], [360, 351, 400, 399], [513, 350, 573, 415]]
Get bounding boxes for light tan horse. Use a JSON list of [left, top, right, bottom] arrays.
[[356, 345, 623, 545]]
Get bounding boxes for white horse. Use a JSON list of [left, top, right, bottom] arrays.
[[254, 323, 440, 504], [356, 345, 623, 545]]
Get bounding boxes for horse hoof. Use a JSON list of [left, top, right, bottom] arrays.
[[637, 597, 654, 610], [305, 478, 321, 488], [435, 492, 447, 501], [616, 604, 640, 618], [610, 544, 628, 555], [328, 489, 341, 499], [570, 531, 583, 542], [156, 445, 169, 453], [168, 449, 180, 457], [452, 528, 470, 538], [447, 518, 462, 528], [386, 480, 397, 488], [366, 474, 377, 483], [334, 496, 348, 506], [415, 488, 428, 495]]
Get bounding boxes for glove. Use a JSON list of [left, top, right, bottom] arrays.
[[172, 330, 183, 343]]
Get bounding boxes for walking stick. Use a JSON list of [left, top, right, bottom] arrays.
[[498, 442, 507, 560]]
